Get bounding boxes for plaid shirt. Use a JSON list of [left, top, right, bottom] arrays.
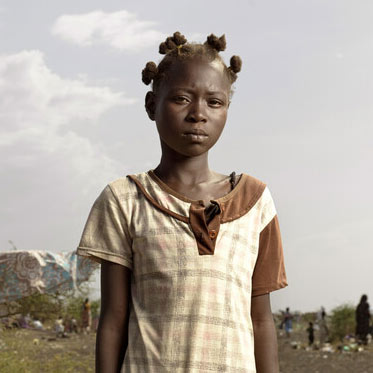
[[77, 171, 287, 372]]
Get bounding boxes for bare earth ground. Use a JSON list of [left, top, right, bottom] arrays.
[[0, 328, 95, 372], [278, 328, 373, 373], [1, 327, 373, 372]]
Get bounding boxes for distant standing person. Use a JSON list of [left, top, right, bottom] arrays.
[[317, 306, 326, 323], [355, 294, 370, 344], [307, 322, 314, 346], [318, 308, 329, 345], [55, 315, 65, 338], [81, 298, 92, 333], [283, 307, 293, 337]]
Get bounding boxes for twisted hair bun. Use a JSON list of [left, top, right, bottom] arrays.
[[159, 31, 187, 55], [205, 34, 226, 52], [173, 32, 187, 46], [227, 55, 242, 83], [142, 62, 158, 85], [229, 56, 242, 74]]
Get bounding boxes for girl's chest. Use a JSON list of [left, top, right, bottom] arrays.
[[128, 201, 261, 278]]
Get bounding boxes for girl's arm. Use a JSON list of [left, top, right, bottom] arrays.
[[96, 260, 131, 373], [251, 293, 279, 373]]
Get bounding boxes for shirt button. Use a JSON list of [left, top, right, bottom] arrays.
[[209, 230, 217, 239]]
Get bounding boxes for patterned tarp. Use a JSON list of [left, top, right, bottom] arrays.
[[0, 250, 98, 303]]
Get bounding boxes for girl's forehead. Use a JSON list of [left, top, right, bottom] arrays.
[[160, 58, 230, 91], [170, 57, 224, 75]]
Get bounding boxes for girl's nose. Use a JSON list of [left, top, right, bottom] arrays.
[[185, 102, 207, 123]]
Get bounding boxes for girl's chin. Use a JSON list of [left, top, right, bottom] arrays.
[[160, 139, 216, 158]]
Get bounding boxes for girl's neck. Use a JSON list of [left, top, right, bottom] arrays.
[[154, 153, 212, 186]]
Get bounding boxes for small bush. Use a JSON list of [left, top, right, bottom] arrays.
[[302, 312, 316, 323], [17, 293, 62, 322], [329, 304, 355, 342], [2, 285, 100, 326]]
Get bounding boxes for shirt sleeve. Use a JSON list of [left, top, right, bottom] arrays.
[[251, 188, 287, 297], [76, 184, 133, 270]]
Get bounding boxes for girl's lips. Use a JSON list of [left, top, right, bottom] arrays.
[[183, 129, 208, 136], [182, 132, 208, 142]]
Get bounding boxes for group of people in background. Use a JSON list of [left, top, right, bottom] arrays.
[[306, 307, 329, 346], [281, 294, 372, 347], [1, 297, 93, 339], [54, 298, 92, 337], [279, 306, 330, 346]]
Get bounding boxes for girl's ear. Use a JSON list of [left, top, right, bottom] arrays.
[[145, 91, 156, 121]]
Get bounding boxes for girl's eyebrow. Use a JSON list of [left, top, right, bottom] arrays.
[[168, 87, 228, 96]]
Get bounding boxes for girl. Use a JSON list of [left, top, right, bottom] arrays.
[[77, 32, 287, 373]]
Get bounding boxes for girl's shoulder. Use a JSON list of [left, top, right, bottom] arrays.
[[107, 175, 136, 192], [239, 172, 266, 187], [96, 173, 144, 206], [234, 172, 268, 201], [103, 171, 156, 203], [108, 170, 151, 190]]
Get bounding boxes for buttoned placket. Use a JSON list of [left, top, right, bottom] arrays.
[[189, 200, 222, 255]]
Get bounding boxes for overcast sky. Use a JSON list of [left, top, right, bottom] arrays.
[[1, 0, 372, 312]]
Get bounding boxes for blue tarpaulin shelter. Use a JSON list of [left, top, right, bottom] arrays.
[[0, 250, 98, 303]]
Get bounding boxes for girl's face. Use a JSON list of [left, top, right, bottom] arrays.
[[146, 58, 231, 158]]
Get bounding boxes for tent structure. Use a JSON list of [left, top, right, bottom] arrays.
[[0, 250, 98, 305]]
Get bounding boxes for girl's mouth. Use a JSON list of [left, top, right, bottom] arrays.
[[182, 130, 208, 142]]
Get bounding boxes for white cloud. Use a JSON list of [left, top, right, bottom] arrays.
[[0, 49, 135, 205], [0, 50, 135, 136], [51, 10, 165, 52], [0, 49, 138, 250]]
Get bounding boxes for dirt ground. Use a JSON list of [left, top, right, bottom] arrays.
[[0, 328, 95, 372], [1, 327, 373, 372], [278, 328, 373, 373]]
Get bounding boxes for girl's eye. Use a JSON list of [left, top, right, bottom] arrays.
[[173, 96, 189, 104], [208, 99, 223, 107]]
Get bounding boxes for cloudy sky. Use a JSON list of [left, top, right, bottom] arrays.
[[1, 0, 372, 312]]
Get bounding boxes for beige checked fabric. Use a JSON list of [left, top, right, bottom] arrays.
[[77, 171, 287, 372]]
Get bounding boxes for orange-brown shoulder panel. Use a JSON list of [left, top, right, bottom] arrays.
[[220, 174, 266, 223]]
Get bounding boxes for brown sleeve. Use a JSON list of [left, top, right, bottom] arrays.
[[252, 215, 288, 297]]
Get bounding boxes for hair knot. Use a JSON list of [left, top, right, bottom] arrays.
[[142, 62, 158, 85], [205, 34, 226, 52], [159, 31, 187, 55], [229, 56, 242, 74], [173, 32, 187, 46]]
